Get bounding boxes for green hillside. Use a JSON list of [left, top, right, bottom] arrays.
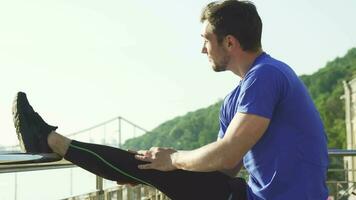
[[300, 48, 356, 148], [123, 101, 222, 150], [123, 48, 356, 150]]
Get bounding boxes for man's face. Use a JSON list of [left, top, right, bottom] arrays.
[[201, 21, 230, 72]]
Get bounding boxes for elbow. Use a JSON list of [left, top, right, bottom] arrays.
[[218, 142, 241, 170], [222, 157, 239, 170]]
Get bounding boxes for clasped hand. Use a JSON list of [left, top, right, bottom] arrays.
[[135, 147, 177, 171]]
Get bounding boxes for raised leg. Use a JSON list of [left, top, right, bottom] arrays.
[[47, 132, 242, 200]]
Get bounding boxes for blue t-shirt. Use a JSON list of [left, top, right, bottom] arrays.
[[218, 52, 329, 200]]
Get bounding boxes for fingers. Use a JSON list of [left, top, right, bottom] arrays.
[[135, 152, 154, 170], [149, 147, 159, 151], [137, 150, 148, 155], [135, 154, 153, 162], [138, 163, 154, 170], [134, 147, 170, 171], [127, 149, 137, 154], [135, 147, 160, 156]]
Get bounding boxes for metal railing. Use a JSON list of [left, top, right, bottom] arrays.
[[0, 160, 169, 200], [0, 150, 354, 200], [0, 116, 163, 200], [64, 184, 169, 200], [327, 151, 356, 200], [0, 116, 355, 200], [0, 150, 356, 200]]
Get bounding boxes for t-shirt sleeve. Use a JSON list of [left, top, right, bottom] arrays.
[[218, 102, 228, 139], [237, 65, 287, 119]]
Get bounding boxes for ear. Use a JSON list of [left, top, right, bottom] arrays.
[[224, 35, 240, 50]]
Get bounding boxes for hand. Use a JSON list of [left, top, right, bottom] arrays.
[[135, 147, 177, 171]]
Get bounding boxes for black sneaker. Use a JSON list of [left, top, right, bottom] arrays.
[[12, 92, 58, 153]]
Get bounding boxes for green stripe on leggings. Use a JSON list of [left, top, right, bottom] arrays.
[[69, 143, 154, 187]]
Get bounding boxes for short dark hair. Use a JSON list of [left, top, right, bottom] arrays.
[[200, 0, 262, 52]]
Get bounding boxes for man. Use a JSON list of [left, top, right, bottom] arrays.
[[13, 1, 328, 199]]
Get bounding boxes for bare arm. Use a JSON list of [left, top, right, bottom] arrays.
[[219, 161, 243, 177], [216, 137, 242, 177], [171, 112, 269, 171], [136, 112, 269, 172]]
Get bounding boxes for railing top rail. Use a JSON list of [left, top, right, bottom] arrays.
[[328, 149, 356, 156], [1, 149, 356, 174], [0, 159, 74, 173]]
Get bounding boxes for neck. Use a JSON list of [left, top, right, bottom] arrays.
[[229, 49, 263, 78]]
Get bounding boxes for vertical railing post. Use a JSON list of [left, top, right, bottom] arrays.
[[134, 186, 141, 200], [117, 186, 123, 200], [96, 175, 104, 200], [106, 190, 111, 200], [142, 186, 149, 199], [336, 182, 339, 200], [127, 186, 132, 200]]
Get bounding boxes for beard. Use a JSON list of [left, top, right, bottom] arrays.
[[212, 54, 230, 72]]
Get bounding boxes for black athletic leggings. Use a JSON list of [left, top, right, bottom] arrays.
[[64, 140, 247, 200]]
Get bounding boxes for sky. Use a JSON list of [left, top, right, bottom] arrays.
[[0, 0, 355, 146]]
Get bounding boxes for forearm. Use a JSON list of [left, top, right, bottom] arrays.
[[172, 139, 241, 172], [171, 113, 268, 172], [219, 161, 243, 177], [136, 113, 268, 173]]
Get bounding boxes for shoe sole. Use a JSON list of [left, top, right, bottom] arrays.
[[12, 92, 39, 152]]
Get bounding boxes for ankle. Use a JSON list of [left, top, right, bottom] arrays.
[[48, 131, 71, 157]]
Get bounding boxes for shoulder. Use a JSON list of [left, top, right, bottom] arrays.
[[221, 84, 240, 111], [239, 62, 291, 107], [242, 64, 288, 90], [246, 53, 296, 80]]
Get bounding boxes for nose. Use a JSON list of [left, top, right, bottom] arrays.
[[201, 45, 207, 54]]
